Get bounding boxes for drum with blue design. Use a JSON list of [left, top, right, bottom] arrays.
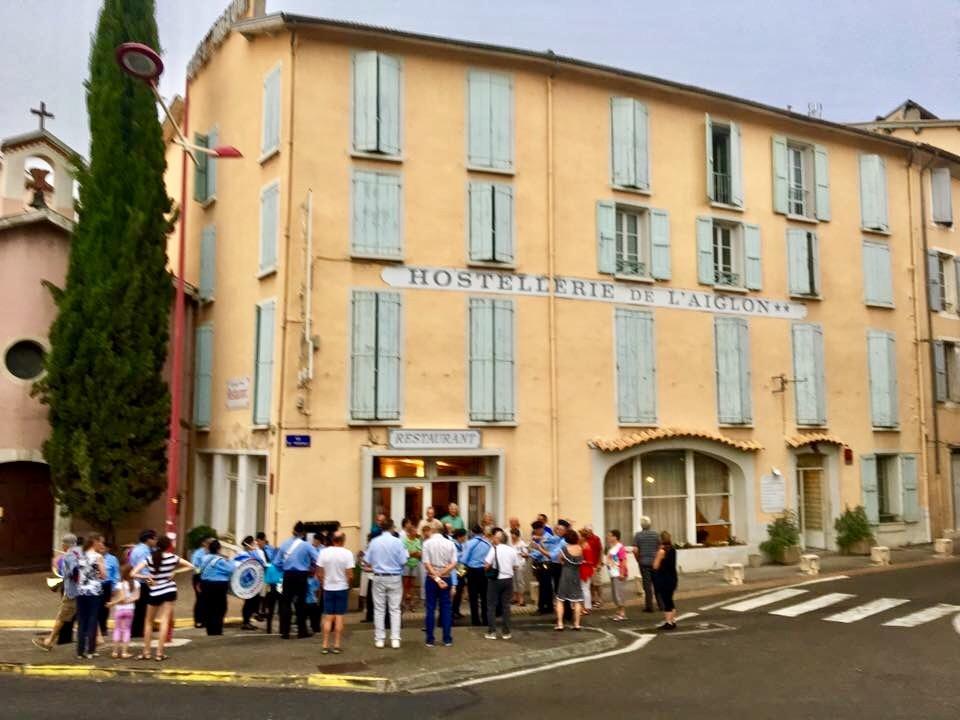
[[231, 557, 265, 599]]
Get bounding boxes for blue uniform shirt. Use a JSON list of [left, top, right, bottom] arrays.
[[543, 533, 566, 562], [364, 533, 409, 575], [129, 542, 152, 570], [104, 553, 120, 584], [528, 535, 549, 563], [199, 554, 234, 581], [262, 544, 276, 563], [191, 547, 207, 570], [463, 536, 492, 568], [275, 536, 317, 572], [305, 576, 320, 604]]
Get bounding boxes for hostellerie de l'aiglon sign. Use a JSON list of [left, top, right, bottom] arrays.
[[381, 266, 807, 320]]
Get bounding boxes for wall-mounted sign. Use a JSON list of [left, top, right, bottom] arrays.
[[388, 429, 482, 450], [286, 434, 311, 448], [760, 473, 786, 514], [381, 265, 807, 320], [226, 377, 250, 409]]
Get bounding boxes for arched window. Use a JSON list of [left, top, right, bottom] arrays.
[[603, 459, 634, 540]]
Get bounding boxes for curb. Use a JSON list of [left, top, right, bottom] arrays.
[[0, 617, 246, 631], [0, 661, 387, 692]]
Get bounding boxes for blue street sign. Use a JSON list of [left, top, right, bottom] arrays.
[[285, 434, 311, 448]]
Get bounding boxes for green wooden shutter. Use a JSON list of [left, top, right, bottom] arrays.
[[262, 66, 280, 155], [469, 298, 494, 421], [863, 241, 893, 307], [352, 171, 378, 255], [493, 184, 514, 263], [193, 324, 213, 428], [193, 133, 209, 202], [934, 340, 947, 402], [697, 217, 715, 284], [199, 224, 216, 302], [867, 330, 897, 428], [792, 323, 825, 426], [489, 72, 513, 170], [469, 182, 494, 261], [377, 53, 401, 155], [649, 208, 671, 280], [632, 100, 650, 190], [377, 173, 402, 257], [860, 455, 879, 525], [729, 121, 743, 208], [814, 145, 830, 221], [375, 292, 401, 420], [954, 257, 960, 309], [206, 127, 218, 198], [492, 299, 515, 421], [615, 309, 656, 424], [467, 71, 491, 167], [900, 454, 919, 522], [715, 317, 751, 424], [352, 51, 378, 152], [860, 154, 889, 231], [772, 135, 788, 214], [927, 250, 943, 312], [596, 200, 616, 274], [744, 223, 762, 290], [350, 291, 377, 420], [705, 114, 714, 201], [610, 97, 636, 187], [259, 184, 279, 273], [253, 302, 275, 425], [786, 228, 810, 295], [931, 167, 953, 224]]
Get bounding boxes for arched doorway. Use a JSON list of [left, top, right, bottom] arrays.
[[0, 461, 54, 571]]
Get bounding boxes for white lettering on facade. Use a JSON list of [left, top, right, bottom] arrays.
[[388, 428, 482, 449]]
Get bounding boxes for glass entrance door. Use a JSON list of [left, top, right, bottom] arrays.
[[464, 482, 492, 529], [371, 484, 428, 529], [796, 454, 826, 549]]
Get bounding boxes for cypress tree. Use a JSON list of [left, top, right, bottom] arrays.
[[34, 0, 173, 543]]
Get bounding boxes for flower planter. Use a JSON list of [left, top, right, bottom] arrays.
[[768, 544, 802, 565], [843, 538, 873, 556]]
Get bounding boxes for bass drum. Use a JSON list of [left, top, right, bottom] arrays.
[[230, 558, 265, 600]]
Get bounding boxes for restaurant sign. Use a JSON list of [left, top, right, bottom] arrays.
[[388, 429, 482, 450], [382, 265, 806, 320]]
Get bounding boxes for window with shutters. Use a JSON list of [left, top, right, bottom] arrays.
[[859, 154, 889, 233], [705, 115, 742, 208], [787, 143, 812, 217], [467, 70, 513, 172], [786, 229, 819, 298], [259, 181, 280, 276], [616, 206, 650, 279], [469, 297, 515, 423], [862, 240, 894, 308], [350, 291, 402, 422], [253, 301, 276, 427], [611, 97, 650, 192], [697, 217, 761, 291], [598, 202, 670, 280], [193, 324, 213, 429], [934, 340, 960, 403], [792, 323, 826, 426], [199, 225, 216, 303], [714, 317, 752, 425], [931, 167, 953, 226], [861, 454, 918, 525], [875, 455, 900, 522], [937, 253, 952, 311], [772, 136, 829, 221], [713, 223, 740, 288], [193, 133, 210, 204], [352, 51, 401, 156], [468, 182, 513, 264], [615, 308, 656, 424], [712, 125, 732, 204], [352, 170, 402, 259], [867, 330, 898, 428], [261, 65, 281, 159]]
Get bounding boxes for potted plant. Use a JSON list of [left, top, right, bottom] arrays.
[[834, 506, 874, 555], [760, 511, 802, 564]]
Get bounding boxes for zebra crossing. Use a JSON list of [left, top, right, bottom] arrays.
[[710, 587, 960, 630]]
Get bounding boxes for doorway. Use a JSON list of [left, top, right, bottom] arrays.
[[796, 453, 827, 549], [0, 461, 54, 571]]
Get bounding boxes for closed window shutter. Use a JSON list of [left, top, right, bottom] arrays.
[[715, 317, 751, 424], [772, 135, 789, 214], [193, 324, 213, 427], [616, 309, 656, 424], [927, 250, 943, 312], [814, 145, 830, 221], [729, 121, 743, 208], [862, 241, 893, 307], [931, 167, 953, 224], [469, 182, 494, 261], [792, 323, 825, 425], [492, 299, 515, 421], [468, 71, 492, 167], [860, 455, 879, 525], [253, 302, 275, 425], [199, 225, 216, 302], [955, 257, 960, 309], [469, 298, 494, 421], [596, 200, 617, 274], [377, 173, 402, 257], [350, 291, 378, 420], [259, 184, 279, 273], [193, 133, 208, 202], [934, 340, 947, 402], [489, 72, 513, 170], [696, 217, 715, 284], [705, 114, 714, 201], [860, 154, 888, 231], [352, 171, 378, 255], [649, 208, 671, 280], [352, 51, 378, 152], [375, 292, 401, 420], [867, 330, 897, 427], [262, 67, 281, 155], [377, 53, 401, 155], [744, 224, 762, 290], [610, 97, 637, 187], [206, 128, 218, 198], [787, 229, 810, 295], [632, 100, 650, 190], [900, 454, 919, 522], [493, 184, 514, 263]]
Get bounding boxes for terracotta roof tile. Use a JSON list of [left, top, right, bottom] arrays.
[[785, 432, 847, 449], [589, 428, 762, 453]]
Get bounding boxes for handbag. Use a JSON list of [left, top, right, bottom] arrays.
[[485, 546, 500, 580], [264, 563, 282, 585]]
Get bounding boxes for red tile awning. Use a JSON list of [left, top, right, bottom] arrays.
[[589, 427, 762, 453], [785, 432, 847, 449]]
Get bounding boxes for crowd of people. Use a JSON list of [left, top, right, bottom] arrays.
[[32, 510, 679, 661]]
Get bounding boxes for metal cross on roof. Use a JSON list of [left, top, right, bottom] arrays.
[[30, 101, 54, 131]]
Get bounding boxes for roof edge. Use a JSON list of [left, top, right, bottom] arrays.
[[0, 208, 74, 234]]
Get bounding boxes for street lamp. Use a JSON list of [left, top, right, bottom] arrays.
[[116, 41, 242, 544]]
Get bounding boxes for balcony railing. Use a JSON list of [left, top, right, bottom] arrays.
[[616, 258, 647, 277], [714, 270, 741, 287], [713, 171, 731, 204]]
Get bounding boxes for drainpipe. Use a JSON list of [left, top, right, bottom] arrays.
[[546, 68, 560, 519]]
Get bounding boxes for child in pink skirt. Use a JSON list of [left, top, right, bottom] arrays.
[[108, 565, 139, 659]]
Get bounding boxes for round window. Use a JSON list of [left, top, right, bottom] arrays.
[[5, 340, 46, 380]]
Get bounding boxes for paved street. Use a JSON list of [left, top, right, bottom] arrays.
[[4, 563, 958, 719]]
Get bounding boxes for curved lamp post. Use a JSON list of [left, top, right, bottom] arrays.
[[116, 42, 242, 543]]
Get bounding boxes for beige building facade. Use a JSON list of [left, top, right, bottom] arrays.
[[173, 7, 960, 569]]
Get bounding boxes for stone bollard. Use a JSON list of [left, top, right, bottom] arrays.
[[723, 562, 744, 585], [799, 553, 820, 575], [934, 538, 954, 557], [870, 546, 891, 565]]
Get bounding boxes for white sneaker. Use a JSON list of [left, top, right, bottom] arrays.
[[484, 632, 497, 640], [390, 639, 401, 649], [501, 633, 512, 640], [374, 640, 385, 649]]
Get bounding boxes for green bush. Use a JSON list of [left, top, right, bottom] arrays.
[[834, 506, 874, 551], [186, 525, 218, 551], [759, 511, 801, 557]]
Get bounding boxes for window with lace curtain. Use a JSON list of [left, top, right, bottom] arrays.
[[603, 460, 634, 540]]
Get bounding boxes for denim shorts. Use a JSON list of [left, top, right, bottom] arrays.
[[323, 589, 349, 615]]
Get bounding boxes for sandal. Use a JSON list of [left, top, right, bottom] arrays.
[[154, 655, 168, 662], [136, 654, 151, 661], [554, 625, 564, 631], [120, 653, 133, 659], [321, 648, 330, 655], [331, 648, 342, 654], [111, 652, 120, 659]]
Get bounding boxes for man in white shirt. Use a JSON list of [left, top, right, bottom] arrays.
[[421, 529, 458, 648], [316, 532, 355, 654], [483, 528, 521, 640]]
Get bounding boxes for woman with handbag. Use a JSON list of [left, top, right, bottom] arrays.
[[483, 529, 520, 640]]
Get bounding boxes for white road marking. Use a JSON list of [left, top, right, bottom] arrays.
[[823, 598, 910, 624], [674, 612, 699, 622], [769, 593, 854, 617], [698, 575, 850, 611], [883, 603, 960, 628], [953, 612, 960, 637], [721, 588, 808, 612]]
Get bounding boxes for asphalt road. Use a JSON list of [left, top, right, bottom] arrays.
[[4, 563, 959, 720]]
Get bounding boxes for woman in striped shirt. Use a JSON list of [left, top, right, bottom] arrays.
[[132, 536, 193, 661]]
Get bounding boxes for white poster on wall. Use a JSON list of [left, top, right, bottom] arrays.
[[226, 377, 251, 409], [760, 473, 786, 514]]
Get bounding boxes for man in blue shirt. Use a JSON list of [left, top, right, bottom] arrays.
[[128, 530, 157, 638], [528, 521, 555, 613], [545, 520, 571, 621], [198, 540, 234, 636], [363, 519, 408, 649], [450, 528, 468, 620], [190, 536, 214, 629], [462, 526, 492, 627], [99, 544, 121, 638], [275, 521, 318, 639]]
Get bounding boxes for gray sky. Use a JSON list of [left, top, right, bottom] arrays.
[[1, 0, 958, 157]]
